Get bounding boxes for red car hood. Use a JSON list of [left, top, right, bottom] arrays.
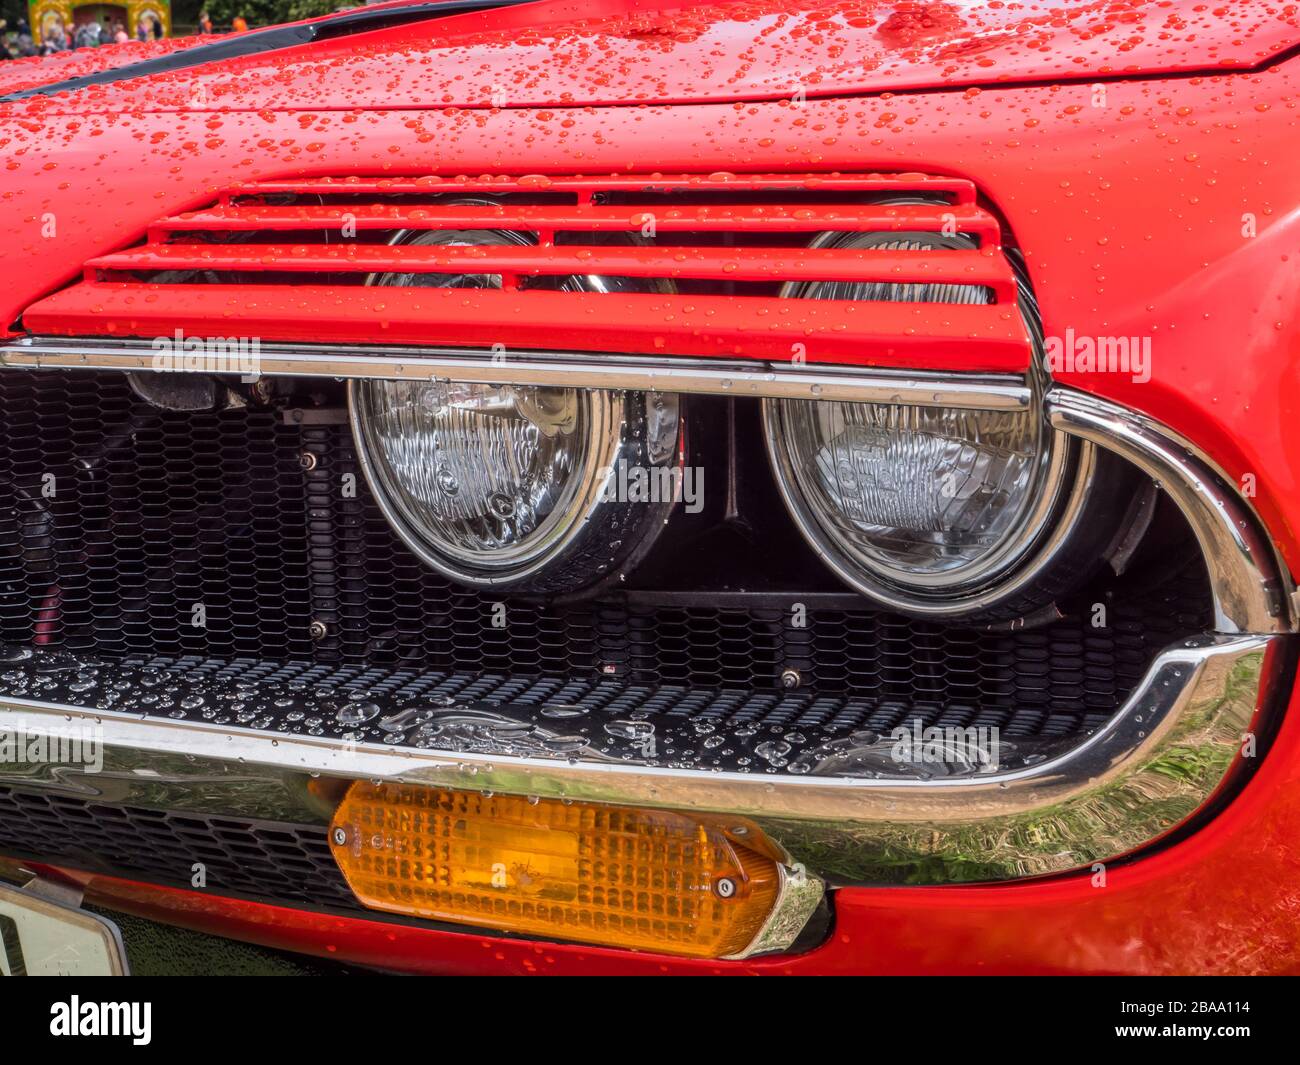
[[3, 0, 1298, 112]]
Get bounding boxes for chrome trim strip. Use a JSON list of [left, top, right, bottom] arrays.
[[1046, 389, 1293, 635], [0, 336, 1031, 411], [727, 863, 825, 960], [0, 634, 1276, 883]]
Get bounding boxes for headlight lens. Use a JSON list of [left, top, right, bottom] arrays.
[[367, 226, 532, 290]]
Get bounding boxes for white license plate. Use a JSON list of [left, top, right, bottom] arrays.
[[0, 881, 129, 976]]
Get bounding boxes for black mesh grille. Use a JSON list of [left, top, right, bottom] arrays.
[[0, 370, 1210, 728], [0, 786, 359, 912]]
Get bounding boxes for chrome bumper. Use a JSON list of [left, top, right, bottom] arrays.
[[0, 632, 1281, 884]]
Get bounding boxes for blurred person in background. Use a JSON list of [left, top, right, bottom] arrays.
[[199, 10, 214, 33], [73, 18, 101, 48], [41, 16, 69, 53], [232, 14, 247, 31], [13, 17, 36, 56]]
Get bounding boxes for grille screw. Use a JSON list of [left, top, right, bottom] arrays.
[[309, 620, 329, 640], [715, 877, 737, 899], [779, 668, 802, 690], [331, 827, 347, 847], [299, 451, 319, 472]]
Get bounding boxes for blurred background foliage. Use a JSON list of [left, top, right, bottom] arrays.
[[196, 0, 345, 30]]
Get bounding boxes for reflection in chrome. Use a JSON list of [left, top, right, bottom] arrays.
[[1046, 389, 1293, 635]]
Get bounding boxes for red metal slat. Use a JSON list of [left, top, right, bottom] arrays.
[[156, 202, 1001, 240], [228, 173, 979, 203], [89, 243, 1018, 300], [21, 283, 1032, 371]]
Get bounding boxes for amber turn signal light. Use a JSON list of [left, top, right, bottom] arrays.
[[328, 782, 820, 959]]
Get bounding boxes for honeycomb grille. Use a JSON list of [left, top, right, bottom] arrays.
[[0, 370, 1210, 734]]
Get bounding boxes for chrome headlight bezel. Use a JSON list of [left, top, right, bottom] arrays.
[[762, 392, 1095, 618], [763, 227, 1118, 620], [349, 213, 683, 593], [350, 380, 683, 593]]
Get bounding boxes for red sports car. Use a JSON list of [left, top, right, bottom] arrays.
[[0, 0, 1297, 979]]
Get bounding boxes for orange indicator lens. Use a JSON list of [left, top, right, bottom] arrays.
[[329, 783, 785, 958]]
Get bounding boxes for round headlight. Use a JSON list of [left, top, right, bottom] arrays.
[[766, 227, 1129, 620], [352, 380, 681, 592], [352, 216, 682, 593]]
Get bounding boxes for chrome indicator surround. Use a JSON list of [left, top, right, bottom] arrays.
[[729, 862, 825, 960]]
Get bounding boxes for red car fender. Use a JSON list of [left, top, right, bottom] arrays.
[[3, 74, 1296, 569]]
